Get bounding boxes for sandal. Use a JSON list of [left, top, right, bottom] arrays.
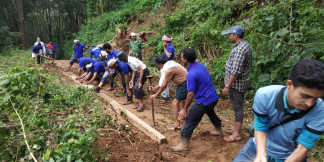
[[223, 135, 241, 143], [133, 104, 139, 109], [123, 101, 133, 105], [168, 125, 181, 131], [159, 98, 170, 104], [107, 87, 114, 91], [136, 104, 146, 112]]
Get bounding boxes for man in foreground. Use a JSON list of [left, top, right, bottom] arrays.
[[64, 40, 87, 72], [233, 59, 324, 162], [171, 48, 222, 151], [117, 51, 149, 112], [31, 43, 44, 64], [149, 55, 188, 130]]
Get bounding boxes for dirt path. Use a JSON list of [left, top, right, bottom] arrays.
[[41, 60, 317, 162]]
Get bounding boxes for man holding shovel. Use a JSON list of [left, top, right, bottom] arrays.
[[149, 55, 188, 130]]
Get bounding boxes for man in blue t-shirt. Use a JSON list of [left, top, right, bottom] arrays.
[[52, 42, 58, 59], [78, 61, 106, 84], [171, 48, 222, 152], [76, 57, 97, 77], [233, 59, 324, 162], [31, 43, 44, 64], [86, 45, 103, 61], [160, 34, 175, 103], [64, 40, 87, 72]]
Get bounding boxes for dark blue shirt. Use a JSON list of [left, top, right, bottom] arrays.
[[78, 58, 97, 68], [107, 49, 119, 62], [116, 60, 130, 74], [32, 45, 42, 53], [73, 43, 86, 58], [89, 46, 103, 59], [187, 62, 218, 105], [93, 61, 106, 73], [163, 44, 175, 61], [52, 45, 58, 52]]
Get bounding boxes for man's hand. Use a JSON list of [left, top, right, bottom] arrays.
[[109, 71, 114, 77], [149, 94, 157, 100], [222, 87, 229, 96], [178, 109, 187, 120], [129, 81, 133, 89], [254, 156, 267, 162], [138, 82, 142, 89], [149, 86, 154, 91]]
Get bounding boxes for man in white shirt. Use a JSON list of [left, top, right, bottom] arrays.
[[117, 52, 150, 112], [32, 37, 46, 64]]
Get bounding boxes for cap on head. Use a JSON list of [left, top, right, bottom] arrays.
[[74, 40, 79, 43], [108, 58, 118, 68], [86, 63, 93, 71], [117, 51, 128, 62], [151, 55, 168, 64], [131, 32, 137, 36], [222, 26, 244, 35], [100, 51, 108, 57]]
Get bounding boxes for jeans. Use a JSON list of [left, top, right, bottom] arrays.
[[101, 69, 126, 88], [69, 57, 80, 65], [233, 138, 307, 162], [181, 99, 221, 137]]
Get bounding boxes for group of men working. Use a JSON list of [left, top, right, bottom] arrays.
[[64, 25, 324, 162], [31, 37, 58, 64]]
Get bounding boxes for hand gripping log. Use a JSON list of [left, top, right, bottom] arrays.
[[146, 75, 155, 129]]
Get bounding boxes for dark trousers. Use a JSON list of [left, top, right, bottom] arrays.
[[181, 99, 221, 137], [36, 55, 41, 64], [134, 68, 149, 99], [229, 88, 245, 122]]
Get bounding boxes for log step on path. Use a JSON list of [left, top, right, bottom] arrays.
[[62, 71, 167, 144]]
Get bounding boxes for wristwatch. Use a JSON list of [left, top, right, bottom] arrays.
[[225, 84, 229, 88]]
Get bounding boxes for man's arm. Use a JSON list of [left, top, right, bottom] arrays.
[[72, 51, 75, 57], [285, 144, 308, 162], [141, 49, 145, 60], [178, 91, 194, 120], [254, 130, 268, 162], [164, 47, 172, 58], [87, 72, 98, 84], [118, 71, 124, 88], [136, 66, 144, 88]]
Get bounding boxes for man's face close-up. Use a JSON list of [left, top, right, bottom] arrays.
[[228, 33, 236, 43], [181, 53, 187, 65], [287, 81, 324, 111], [131, 36, 136, 40]]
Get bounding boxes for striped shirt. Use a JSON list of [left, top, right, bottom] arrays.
[[225, 40, 252, 92]]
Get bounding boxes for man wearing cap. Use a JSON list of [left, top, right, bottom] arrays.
[[79, 60, 107, 84], [172, 48, 222, 151], [75, 57, 98, 78], [32, 43, 44, 64], [87, 45, 104, 61], [149, 55, 188, 130], [221, 26, 252, 142], [117, 51, 149, 112], [104, 57, 133, 104], [32, 37, 46, 64], [129, 32, 144, 60], [64, 40, 87, 72], [160, 34, 175, 104]]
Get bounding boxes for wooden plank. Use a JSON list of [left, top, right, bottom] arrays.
[[62, 71, 167, 144]]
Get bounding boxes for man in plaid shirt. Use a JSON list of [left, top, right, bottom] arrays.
[[222, 26, 252, 142]]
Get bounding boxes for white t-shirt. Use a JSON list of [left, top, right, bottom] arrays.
[[127, 56, 146, 72], [34, 41, 46, 52]]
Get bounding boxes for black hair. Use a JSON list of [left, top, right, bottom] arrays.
[[182, 48, 197, 63], [165, 34, 171, 43], [117, 51, 128, 62], [83, 61, 92, 72], [289, 59, 324, 90], [103, 43, 112, 50], [37, 43, 41, 47], [238, 32, 244, 38], [155, 55, 168, 64]]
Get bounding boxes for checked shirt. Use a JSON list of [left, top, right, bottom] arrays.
[[225, 40, 252, 92]]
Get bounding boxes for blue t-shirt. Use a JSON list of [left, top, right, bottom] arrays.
[[92, 61, 106, 73], [163, 44, 175, 61], [89, 46, 103, 59], [186, 62, 218, 105], [107, 49, 119, 62], [32, 45, 42, 53], [115, 60, 130, 74], [52, 45, 57, 52], [78, 58, 96, 68], [73, 43, 86, 58], [253, 85, 324, 159]]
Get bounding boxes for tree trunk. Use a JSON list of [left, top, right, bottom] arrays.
[[65, 0, 78, 33], [11, 0, 29, 49], [47, 0, 53, 41], [99, 0, 104, 15]]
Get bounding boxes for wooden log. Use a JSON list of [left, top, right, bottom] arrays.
[[62, 71, 167, 144]]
